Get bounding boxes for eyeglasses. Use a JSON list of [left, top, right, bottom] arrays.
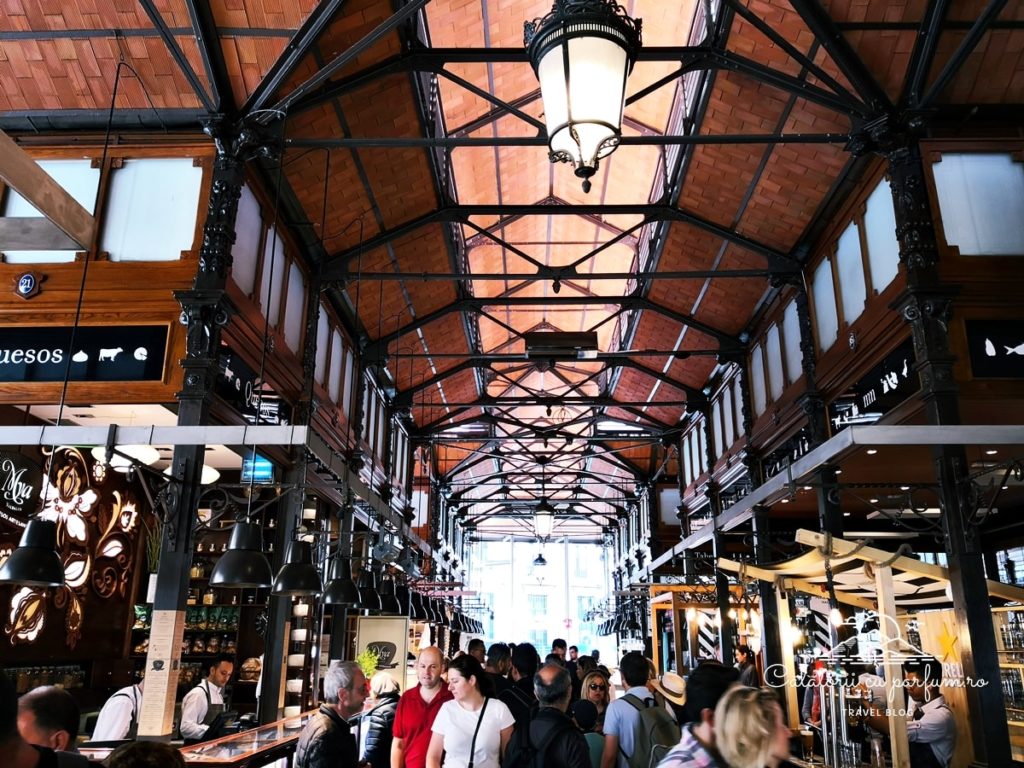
[[589, 683, 608, 691]]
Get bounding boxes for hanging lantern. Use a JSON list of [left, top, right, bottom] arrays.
[[525, 0, 642, 193], [534, 498, 554, 539]]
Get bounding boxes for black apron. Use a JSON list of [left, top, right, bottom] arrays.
[[908, 703, 949, 768], [183, 681, 225, 745], [908, 741, 944, 768]]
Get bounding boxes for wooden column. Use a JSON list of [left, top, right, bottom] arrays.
[[874, 564, 910, 768], [775, 584, 801, 729], [754, 506, 786, 693]]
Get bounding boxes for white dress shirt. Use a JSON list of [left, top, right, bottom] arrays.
[[180, 680, 225, 740], [91, 685, 141, 741], [907, 695, 955, 768]]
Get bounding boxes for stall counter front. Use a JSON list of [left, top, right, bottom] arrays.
[[79, 710, 316, 767]]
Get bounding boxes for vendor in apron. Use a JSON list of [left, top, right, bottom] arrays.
[[90, 679, 144, 741], [865, 655, 955, 768], [180, 655, 234, 744]]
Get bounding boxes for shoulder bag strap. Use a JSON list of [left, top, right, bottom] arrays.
[[467, 698, 490, 768]]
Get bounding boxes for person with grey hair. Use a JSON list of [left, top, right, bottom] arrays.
[[295, 661, 367, 768], [505, 664, 590, 768]]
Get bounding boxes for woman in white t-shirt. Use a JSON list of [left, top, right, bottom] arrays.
[[427, 655, 515, 768]]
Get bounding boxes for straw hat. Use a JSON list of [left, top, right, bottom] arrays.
[[652, 672, 686, 706]]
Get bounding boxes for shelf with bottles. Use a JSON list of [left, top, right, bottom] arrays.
[[6, 664, 88, 694], [996, 608, 1024, 651]]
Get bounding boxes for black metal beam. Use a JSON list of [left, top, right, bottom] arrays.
[[327, 267, 782, 282], [720, 0, 861, 106], [364, 293, 739, 355], [920, 0, 1010, 107], [322, 203, 790, 276], [137, 0, 216, 113], [0, 109, 206, 132], [704, 50, 868, 117], [788, 0, 893, 113], [269, 0, 430, 114], [243, 0, 348, 116], [902, 0, 952, 107], [287, 132, 848, 149], [183, 0, 235, 114]]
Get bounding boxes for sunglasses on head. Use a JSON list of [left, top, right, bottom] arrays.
[[589, 683, 607, 691]]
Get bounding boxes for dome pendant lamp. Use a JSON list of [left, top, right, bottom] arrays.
[[525, 0, 642, 193], [210, 521, 273, 588], [0, 519, 64, 587], [322, 551, 360, 606], [272, 540, 322, 596]]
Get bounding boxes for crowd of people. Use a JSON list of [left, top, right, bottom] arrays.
[[292, 639, 794, 768], [0, 634, 954, 768]]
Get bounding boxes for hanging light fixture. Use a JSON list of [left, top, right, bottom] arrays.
[[379, 573, 401, 614], [322, 550, 360, 606], [162, 462, 220, 485], [0, 519, 64, 587], [358, 568, 382, 612], [534, 498, 554, 539], [271, 540, 322, 596], [533, 552, 548, 567], [524, 0, 642, 193], [210, 521, 273, 588]]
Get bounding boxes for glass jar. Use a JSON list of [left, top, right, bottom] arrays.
[[203, 588, 215, 606]]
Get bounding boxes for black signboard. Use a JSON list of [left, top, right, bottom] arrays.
[[0, 326, 167, 383], [216, 347, 291, 425], [0, 451, 43, 529], [966, 319, 1024, 379], [828, 339, 919, 433]]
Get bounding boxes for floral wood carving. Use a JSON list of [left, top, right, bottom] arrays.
[[3, 447, 140, 648]]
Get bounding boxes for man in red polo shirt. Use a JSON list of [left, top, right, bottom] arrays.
[[391, 646, 452, 768]]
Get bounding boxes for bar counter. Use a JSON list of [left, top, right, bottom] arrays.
[[79, 710, 316, 767]]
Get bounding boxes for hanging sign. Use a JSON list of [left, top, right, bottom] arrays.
[[0, 451, 43, 528], [0, 325, 167, 383], [828, 339, 918, 433], [216, 347, 291, 425], [965, 319, 1024, 379]]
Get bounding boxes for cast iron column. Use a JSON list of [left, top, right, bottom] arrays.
[[259, 271, 322, 723], [140, 122, 250, 738], [702, 409, 734, 664], [753, 505, 785, 693], [886, 141, 1008, 765]]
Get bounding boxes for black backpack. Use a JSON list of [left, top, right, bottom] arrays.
[[504, 718, 574, 768]]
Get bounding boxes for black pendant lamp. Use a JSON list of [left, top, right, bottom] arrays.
[[395, 583, 412, 616], [272, 540, 322, 596], [411, 590, 428, 621], [322, 552, 360, 606], [210, 521, 273, 588], [358, 568, 382, 612], [379, 573, 401, 614], [0, 519, 64, 587]]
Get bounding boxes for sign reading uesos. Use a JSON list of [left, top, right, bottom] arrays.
[[0, 451, 43, 529], [0, 326, 168, 383]]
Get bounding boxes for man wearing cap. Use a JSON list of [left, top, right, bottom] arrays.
[[392, 647, 453, 768], [656, 661, 740, 768]]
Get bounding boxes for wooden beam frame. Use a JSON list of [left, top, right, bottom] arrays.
[[0, 129, 95, 249]]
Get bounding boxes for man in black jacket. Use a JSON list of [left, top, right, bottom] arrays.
[[515, 664, 590, 768], [500, 642, 539, 726], [295, 661, 367, 768]]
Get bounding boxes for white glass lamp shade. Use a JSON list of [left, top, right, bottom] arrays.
[[536, 36, 630, 176], [92, 444, 160, 470], [526, 0, 642, 192], [534, 509, 553, 538], [163, 463, 220, 485]]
